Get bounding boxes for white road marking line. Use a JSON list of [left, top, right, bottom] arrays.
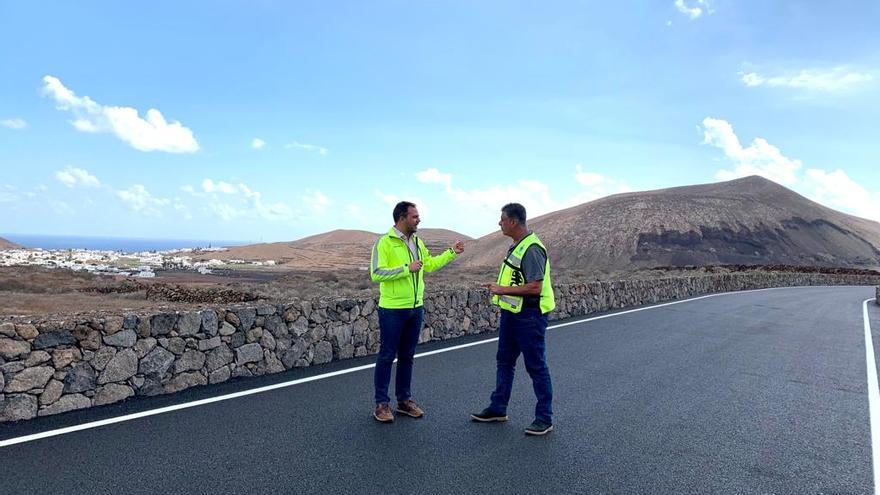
[[863, 299, 880, 495], [0, 285, 867, 448]]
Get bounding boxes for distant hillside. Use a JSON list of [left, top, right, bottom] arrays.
[[459, 176, 880, 275], [0, 237, 21, 250], [414, 228, 472, 253], [196, 228, 473, 269]]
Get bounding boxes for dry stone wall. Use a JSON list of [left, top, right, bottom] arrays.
[[2, 273, 880, 422]]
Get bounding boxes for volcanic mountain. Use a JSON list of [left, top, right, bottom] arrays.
[[197, 228, 472, 270], [460, 176, 880, 275], [0, 237, 21, 250]]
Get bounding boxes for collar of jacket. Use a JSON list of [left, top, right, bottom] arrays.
[[387, 227, 419, 244]]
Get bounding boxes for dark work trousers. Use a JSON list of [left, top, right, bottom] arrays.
[[374, 306, 424, 405], [489, 307, 553, 424]]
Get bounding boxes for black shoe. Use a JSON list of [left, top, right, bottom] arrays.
[[524, 420, 554, 436], [470, 408, 508, 422]]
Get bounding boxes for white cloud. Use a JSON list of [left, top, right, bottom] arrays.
[[104, 106, 199, 153], [41, 75, 199, 153], [1, 118, 27, 130], [1, 184, 51, 202], [702, 117, 879, 222], [252, 138, 266, 150], [55, 166, 101, 188], [675, 0, 712, 19], [415, 169, 557, 218], [217, 181, 238, 195], [208, 202, 244, 221], [173, 198, 193, 220], [802, 169, 880, 222], [199, 177, 297, 222], [237, 183, 258, 199], [414, 168, 591, 235], [201, 178, 246, 195], [702, 117, 802, 186], [0, 185, 18, 203], [574, 166, 605, 187], [116, 184, 170, 215], [72, 119, 101, 133], [302, 190, 331, 213], [415, 168, 453, 187], [342, 203, 372, 229], [412, 166, 633, 236], [740, 67, 874, 92], [346, 204, 364, 217], [200, 179, 217, 193], [285, 141, 328, 155], [570, 165, 632, 206], [257, 200, 295, 220], [374, 190, 400, 207]]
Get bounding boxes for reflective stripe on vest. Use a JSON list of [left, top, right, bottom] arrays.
[[498, 295, 521, 310]]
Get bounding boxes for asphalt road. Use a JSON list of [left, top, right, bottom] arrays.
[[2, 286, 878, 494]]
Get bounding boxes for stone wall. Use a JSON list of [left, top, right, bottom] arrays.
[[2, 272, 880, 422]]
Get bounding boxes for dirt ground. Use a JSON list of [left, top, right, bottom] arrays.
[[1, 263, 877, 318], [0, 265, 495, 317]]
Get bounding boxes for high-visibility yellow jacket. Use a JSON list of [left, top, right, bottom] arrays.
[[370, 228, 457, 309]]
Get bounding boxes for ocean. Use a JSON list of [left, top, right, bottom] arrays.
[[0, 233, 252, 253]]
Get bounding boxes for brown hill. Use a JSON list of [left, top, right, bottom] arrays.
[[459, 176, 880, 275], [0, 237, 21, 250], [196, 228, 473, 269]]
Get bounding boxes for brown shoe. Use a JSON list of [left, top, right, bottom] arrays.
[[396, 399, 425, 418], [373, 403, 394, 423]]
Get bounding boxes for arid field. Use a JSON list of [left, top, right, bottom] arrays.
[[2, 263, 876, 318]]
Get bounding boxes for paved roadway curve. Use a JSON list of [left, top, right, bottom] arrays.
[[2, 286, 879, 494]]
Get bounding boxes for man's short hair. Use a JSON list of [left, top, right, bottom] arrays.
[[501, 203, 527, 225], [393, 201, 416, 223]]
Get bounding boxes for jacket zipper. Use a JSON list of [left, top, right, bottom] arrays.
[[411, 235, 419, 308], [397, 234, 419, 309]]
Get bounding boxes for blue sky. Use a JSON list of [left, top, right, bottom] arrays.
[[1, 1, 878, 242]]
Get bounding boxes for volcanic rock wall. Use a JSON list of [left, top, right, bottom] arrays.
[[2, 272, 879, 422]]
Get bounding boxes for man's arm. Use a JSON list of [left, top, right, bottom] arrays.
[[370, 239, 412, 283], [420, 239, 463, 273], [484, 280, 542, 296]]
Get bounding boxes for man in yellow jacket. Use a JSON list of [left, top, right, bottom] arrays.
[[370, 200, 464, 422]]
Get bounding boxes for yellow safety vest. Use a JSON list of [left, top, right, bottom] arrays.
[[493, 233, 555, 314]]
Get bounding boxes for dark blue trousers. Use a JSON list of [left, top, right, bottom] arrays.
[[374, 307, 424, 405], [489, 307, 553, 424]]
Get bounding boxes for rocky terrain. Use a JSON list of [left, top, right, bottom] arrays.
[[459, 176, 880, 276], [2, 262, 876, 319], [0, 237, 21, 250]]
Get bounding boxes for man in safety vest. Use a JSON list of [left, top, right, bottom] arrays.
[[471, 202, 556, 436], [370, 200, 464, 423]]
